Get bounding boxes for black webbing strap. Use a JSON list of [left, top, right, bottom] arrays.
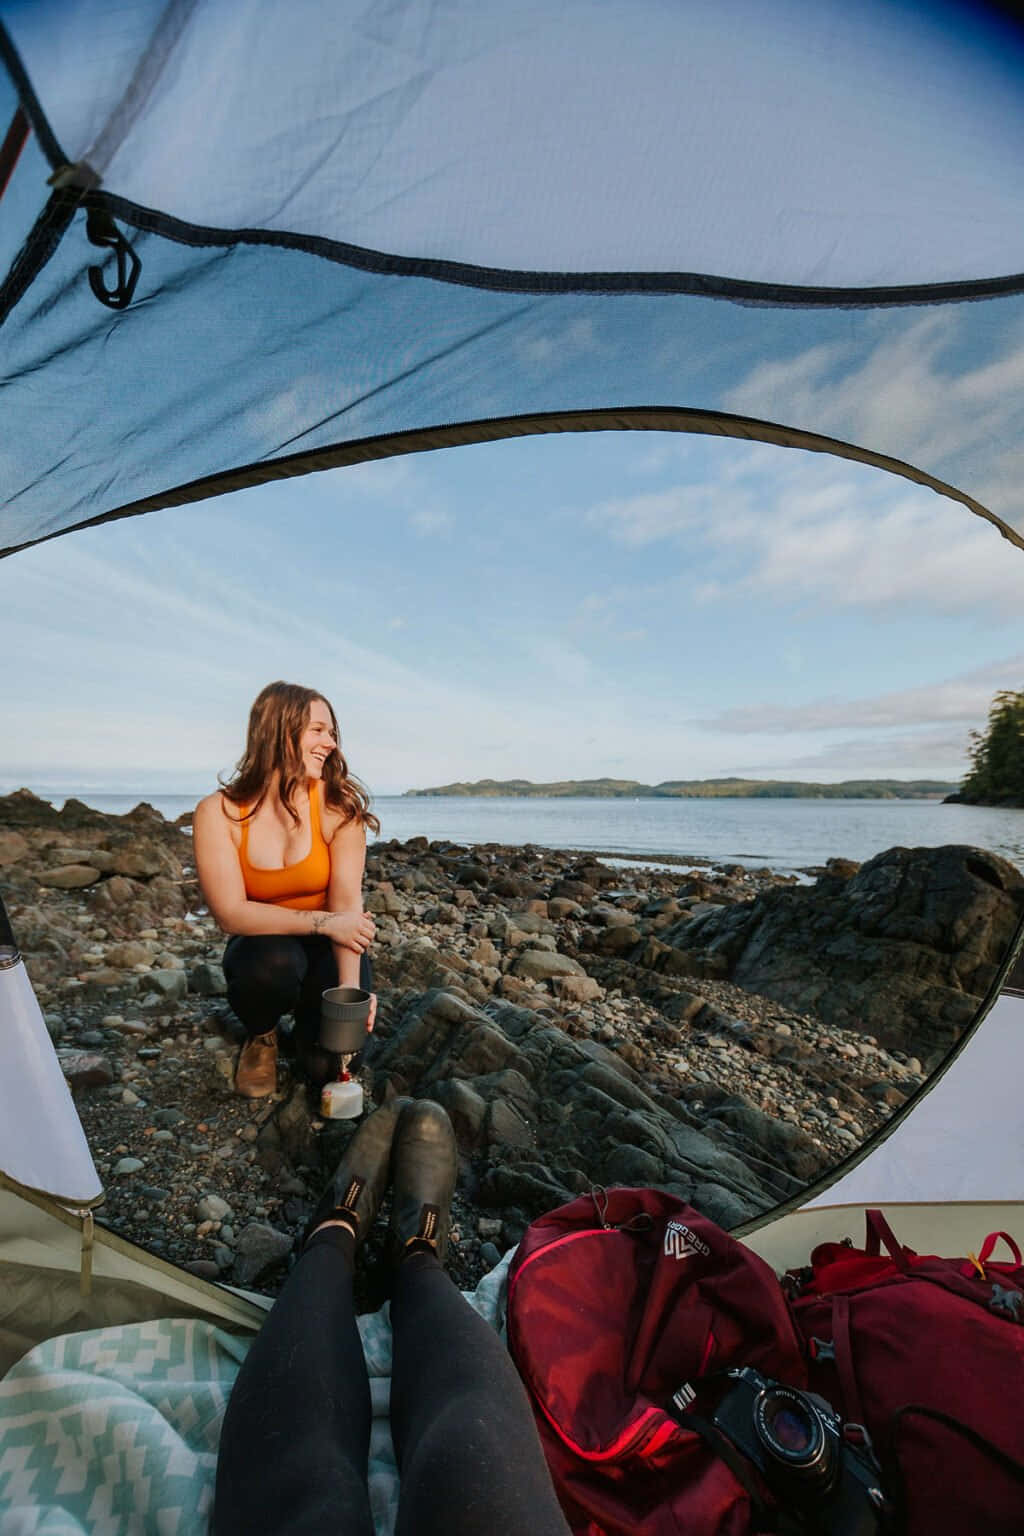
[[889, 1405, 1024, 1530], [664, 1400, 776, 1528]]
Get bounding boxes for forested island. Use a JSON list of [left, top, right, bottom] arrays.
[[946, 689, 1024, 807], [405, 776, 957, 800]]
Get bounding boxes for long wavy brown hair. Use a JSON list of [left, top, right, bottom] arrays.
[[220, 681, 380, 832]]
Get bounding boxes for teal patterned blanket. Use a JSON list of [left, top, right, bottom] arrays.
[[0, 1256, 511, 1535]]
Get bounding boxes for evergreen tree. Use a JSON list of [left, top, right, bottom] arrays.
[[957, 690, 1024, 805]]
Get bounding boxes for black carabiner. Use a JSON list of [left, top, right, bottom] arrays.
[[86, 206, 141, 309]]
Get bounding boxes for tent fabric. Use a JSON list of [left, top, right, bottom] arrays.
[[744, 1198, 1024, 1278], [802, 991, 1024, 1210], [0, 1183, 268, 1378], [1, 0, 1024, 1406], [2, 1, 1024, 554], [5, 0, 1024, 287], [0, 958, 102, 1208], [0, 1252, 514, 1534]]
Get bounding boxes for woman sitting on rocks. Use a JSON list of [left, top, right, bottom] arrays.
[[193, 680, 378, 1098]]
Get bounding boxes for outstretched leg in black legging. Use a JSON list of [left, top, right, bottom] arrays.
[[213, 1225, 374, 1536], [390, 1251, 571, 1536]]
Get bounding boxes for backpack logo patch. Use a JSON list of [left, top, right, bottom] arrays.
[[664, 1221, 710, 1261]]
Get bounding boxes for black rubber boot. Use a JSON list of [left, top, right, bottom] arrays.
[[388, 1100, 458, 1264], [304, 1098, 407, 1247]]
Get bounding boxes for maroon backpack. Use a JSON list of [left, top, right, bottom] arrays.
[[506, 1187, 808, 1536], [786, 1209, 1024, 1534]]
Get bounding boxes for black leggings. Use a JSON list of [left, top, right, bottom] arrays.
[[222, 934, 372, 1042], [213, 1229, 571, 1536]]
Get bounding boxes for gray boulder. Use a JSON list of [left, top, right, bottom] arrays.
[[189, 960, 228, 997], [662, 845, 1024, 1062]]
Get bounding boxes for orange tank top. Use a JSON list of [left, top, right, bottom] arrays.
[[238, 783, 331, 911]]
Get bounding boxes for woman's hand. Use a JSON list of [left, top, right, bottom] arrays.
[[368, 993, 377, 1032], [319, 909, 376, 954]]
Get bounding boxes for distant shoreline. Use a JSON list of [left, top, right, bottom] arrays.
[[404, 776, 958, 802]]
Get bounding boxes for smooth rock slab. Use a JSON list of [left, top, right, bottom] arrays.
[[143, 970, 188, 1003], [195, 1194, 234, 1222], [185, 1259, 221, 1281], [189, 960, 227, 996], [511, 949, 585, 982], [105, 941, 154, 969], [153, 1107, 185, 1128], [117, 1018, 150, 1036], [37, 864, 101, 889], [552, 974, 603, 1004], [434, 1078, 487, 1145], [43, 1012, 66, 1041], [0, 830, 29, 866], [60, 1051, 114, 1090], [486, 1099, 535, 1149], [111, 845, 167, 878], [233, 1223, 293, 1285]]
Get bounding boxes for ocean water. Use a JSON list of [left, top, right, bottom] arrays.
[[24, 790, 1024, 875]]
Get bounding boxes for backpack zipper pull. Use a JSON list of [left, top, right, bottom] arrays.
[[588, 1186, 654, 1233]]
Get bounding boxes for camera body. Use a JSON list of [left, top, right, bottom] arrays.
[[701, 1367, 888, 1535]]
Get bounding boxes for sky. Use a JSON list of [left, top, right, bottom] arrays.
[[1, 429, 1021, 799], [3, 0, 1024, 806]]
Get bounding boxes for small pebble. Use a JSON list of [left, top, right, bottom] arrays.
[[196, 1194, 233, 1223], [185, 1260, 220, 1281]]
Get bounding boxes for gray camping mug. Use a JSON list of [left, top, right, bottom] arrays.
[[320, 986, 372, 1053]]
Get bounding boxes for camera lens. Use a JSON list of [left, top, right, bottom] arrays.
[[754, 1387, 837, 1493], [764, 1398, 816, 1455]]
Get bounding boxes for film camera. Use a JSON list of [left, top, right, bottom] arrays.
[[678, 1366, 890, 1535]]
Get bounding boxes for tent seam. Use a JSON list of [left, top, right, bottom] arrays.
[[4, 407, 1022, 561], [93, 190, 1024, 308]]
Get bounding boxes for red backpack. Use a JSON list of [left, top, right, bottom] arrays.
[[786, 1209, 1024, 1534], [506, 1187, 808, 1535]]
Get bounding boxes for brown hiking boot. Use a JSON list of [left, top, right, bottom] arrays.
[[235, 1029, 278, 1097]]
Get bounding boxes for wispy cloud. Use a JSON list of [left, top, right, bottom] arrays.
[[524, 635, 592, 690], [701, 655, 1024, 735], [409, 506, 455, 536], [5, 425, 1019, 795], [743, 728, 973, 777], [587, 441, 1022, 615], [514, 315, 603, 368], [722, 311, 1024, 529]]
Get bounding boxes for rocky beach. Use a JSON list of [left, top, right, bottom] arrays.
[[2, 788, 1022, 1303]]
